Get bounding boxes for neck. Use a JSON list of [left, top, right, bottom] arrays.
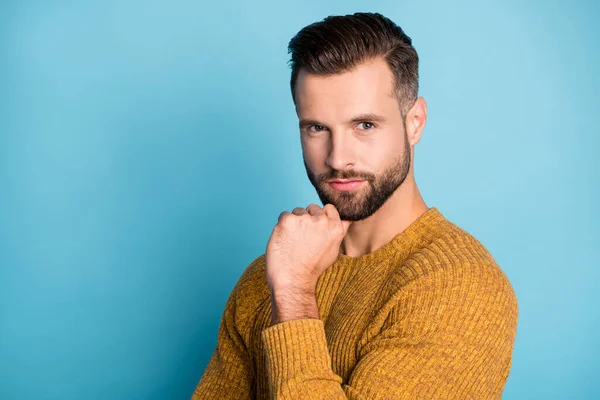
[[339, 175, 428, 258]]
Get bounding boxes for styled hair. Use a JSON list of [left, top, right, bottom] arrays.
[[288, 12, 419, 116]]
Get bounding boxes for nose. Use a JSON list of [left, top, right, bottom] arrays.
[[326, 131, 356, 171]]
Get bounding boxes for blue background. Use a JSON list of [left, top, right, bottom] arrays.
[[1, 1, 598, 399]]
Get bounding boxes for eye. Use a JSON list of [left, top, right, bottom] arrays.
[[357, 122, 375, 130], [309, 124, 326, 132]]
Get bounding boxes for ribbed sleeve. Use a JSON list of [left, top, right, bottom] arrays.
[[261, 319, 343, 398]]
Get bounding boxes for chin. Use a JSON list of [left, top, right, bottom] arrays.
[[322, 199, 369, 222]]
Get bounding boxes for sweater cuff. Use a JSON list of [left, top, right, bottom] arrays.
[[261, 318, 336, 382]]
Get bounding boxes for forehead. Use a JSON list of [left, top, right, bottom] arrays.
[[295, 57, 398, 118]]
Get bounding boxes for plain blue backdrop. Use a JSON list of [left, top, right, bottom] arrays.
[[1, 1, 598, 399]]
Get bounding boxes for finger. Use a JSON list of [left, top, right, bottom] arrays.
[[322, 203, 341, 221], [306, 203, 323, 216], [323, 204, 352, 235], [277, 211, 292, 224], [291, 207, 308, 216]]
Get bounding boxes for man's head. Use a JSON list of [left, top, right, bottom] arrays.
[[288, 12, 427, 221]]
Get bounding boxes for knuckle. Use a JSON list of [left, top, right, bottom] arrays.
[[298, 214, 311, 225], [307, 204, 321, 213], [278, 212, 291, 224]]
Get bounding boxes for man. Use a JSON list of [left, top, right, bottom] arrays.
[[191, 12, 518, 399]]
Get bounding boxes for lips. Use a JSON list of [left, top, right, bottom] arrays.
[[327, 180, 365, 191]]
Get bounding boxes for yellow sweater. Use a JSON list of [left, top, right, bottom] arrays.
[[191, 207, 519, 399]]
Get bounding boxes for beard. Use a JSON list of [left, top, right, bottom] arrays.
[[304, 132, 412, 222]]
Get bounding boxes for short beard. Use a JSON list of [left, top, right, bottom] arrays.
[[304, 132, 411, 221]]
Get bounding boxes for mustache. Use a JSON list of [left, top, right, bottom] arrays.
[[317, 170, 376, 183]]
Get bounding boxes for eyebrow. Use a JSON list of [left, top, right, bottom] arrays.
[[349, 113, 387, 124], [299, 113, 387, 130]]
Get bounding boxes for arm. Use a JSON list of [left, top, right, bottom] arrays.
[[261, 263, 519, 399], [190, 286, 254, 400]]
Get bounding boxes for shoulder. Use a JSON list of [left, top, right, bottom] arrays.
[[387, 215, 519, 326], [370, 216, 519, 396], [400, 216, 515, 288]]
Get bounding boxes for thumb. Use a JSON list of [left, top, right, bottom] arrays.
[[341, 220, 352, 235]]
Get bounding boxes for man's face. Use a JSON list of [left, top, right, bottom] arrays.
[[295, 57, 412, 221]]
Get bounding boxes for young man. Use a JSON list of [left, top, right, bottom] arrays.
[[191, 12, 518, 399]]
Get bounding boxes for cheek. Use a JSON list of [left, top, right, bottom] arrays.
[[357, 136, 387, 162], [360, 135, 404, 172], [301, 140, 327, 168]]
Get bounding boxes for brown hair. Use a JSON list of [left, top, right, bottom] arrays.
[[288, 12, 419, 116]]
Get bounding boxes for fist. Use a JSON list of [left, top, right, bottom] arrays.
[[265, 203, 351, 292]]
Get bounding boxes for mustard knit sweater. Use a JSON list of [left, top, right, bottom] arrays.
[[191, 207, 519, 399]]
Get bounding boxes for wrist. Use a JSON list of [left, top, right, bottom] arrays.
[[270, 286, 319, 325], [268, 272, 317, 297], [271, 282, 316, 297]]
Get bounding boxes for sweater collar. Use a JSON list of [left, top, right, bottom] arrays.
[[336, 207, 446, 267]]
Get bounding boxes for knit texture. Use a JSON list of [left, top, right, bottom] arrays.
[[191, 207, 519, 399]]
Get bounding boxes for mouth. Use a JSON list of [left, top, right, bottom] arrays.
[[326, 179, 366, 191]]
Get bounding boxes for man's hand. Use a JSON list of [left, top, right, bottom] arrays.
[[265, 203, 351, 325]]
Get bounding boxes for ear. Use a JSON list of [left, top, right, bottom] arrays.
[[405, 96, 427, 146]]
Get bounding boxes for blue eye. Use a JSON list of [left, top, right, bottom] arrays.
[[357, 122, 375, 130]]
